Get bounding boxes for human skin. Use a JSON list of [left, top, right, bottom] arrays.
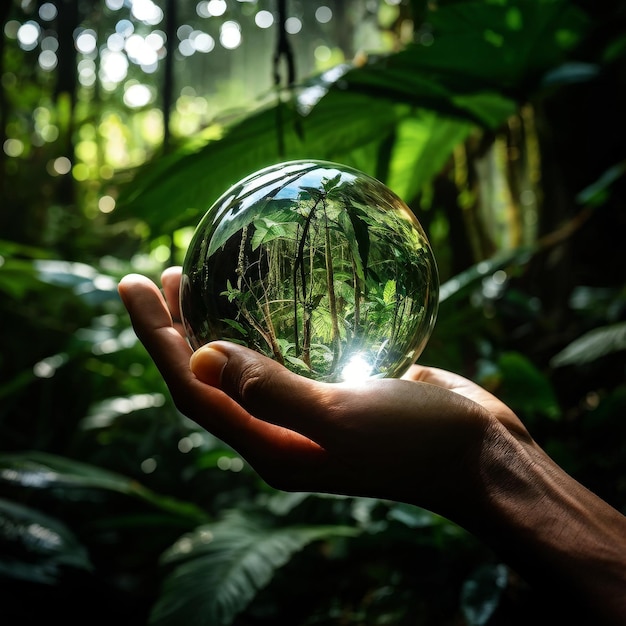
[[119, 266, 626, 624]]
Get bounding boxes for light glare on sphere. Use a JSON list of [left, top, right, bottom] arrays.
[[180, 160, 439, 383]]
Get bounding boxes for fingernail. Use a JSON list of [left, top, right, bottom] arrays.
[[190, 346, 228, 388]]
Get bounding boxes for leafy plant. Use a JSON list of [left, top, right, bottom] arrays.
[[1, 0, 625, 624], [151, 509, 360, 626]]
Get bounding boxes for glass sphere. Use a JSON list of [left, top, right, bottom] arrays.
[[180, 160, 439, 383]]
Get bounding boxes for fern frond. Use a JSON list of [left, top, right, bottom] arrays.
[[150, 509, 359, 626]]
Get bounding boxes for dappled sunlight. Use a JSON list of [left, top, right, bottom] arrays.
[[1, 1, 624, 624], [1, 0, 394, 232]]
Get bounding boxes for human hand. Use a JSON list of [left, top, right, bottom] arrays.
[[119, 267, 626, 624], [118, 266, 533, 525]]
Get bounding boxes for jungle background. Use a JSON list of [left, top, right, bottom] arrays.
[[1, 0, 625, 624]]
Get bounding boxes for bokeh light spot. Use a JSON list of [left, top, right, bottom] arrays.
[[4, 138, 24, 157], [220, 21, 241, 49], [72, 163, 90, 181], [100, 49, 129, 83], [17, 21, 40, 49], [315, 6, 332, 24], [152, 244, 171, 263], [191, 30, 215, 53], [38, 50, 58, 71], [39, 3, 58, 21], [53, 156, 72, 175], [314, 45, 332, 62], [207, 0, 227, 17], [178, 437, 194, 453], [41, 35, 58, 52], [131, 0, 163, 25], [106, 0, 124, 10], [99, 195, 116, 214], [141, 458, 157, 473], [75, 29, 97, 54], [285, 17, 302, 34], [124, 83, 153, 108], [115, 19, 134, 37], [4, 20, 20, 39], [178, 39, 195, 56], [255, 10, 273, 28]]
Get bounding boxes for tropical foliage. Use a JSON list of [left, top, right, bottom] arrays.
[[1, 0, 625, 624]]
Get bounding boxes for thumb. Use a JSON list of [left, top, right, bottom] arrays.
[[189, 341, 331, 437]]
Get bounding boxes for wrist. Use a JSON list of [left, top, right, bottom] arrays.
[[471, 421, 626, 623]]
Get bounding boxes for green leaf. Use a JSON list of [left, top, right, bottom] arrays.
[[117, 93, 407, 234], [0, 257, 53, 300], [340, 0, 587, 118], [0, 239, 56, 261], [386, 113, 472, 202], [150, 509, 360, 626], [322, 172, 341, 192], [220, 317, 248, 336], [0, 497, 92, 585], [550, 322, 626, 368], [489, 351, 561, 420], [116, 0, 588, 246], [206, 170, 312, 257], [284, 355, 313, 371], [250, 220, 288, 251], [383, 279, 397, 305], [33, 259, 119, 305], [461, 563, 508, 626], [0, 452, 208, 524], [438, 247, 535, 305], [386, 503, 444, 529], [337, 207, 368, 282], [575, 161, 626, 207]]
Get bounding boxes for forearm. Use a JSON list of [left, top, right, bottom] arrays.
[[469, 422, 626, 624]]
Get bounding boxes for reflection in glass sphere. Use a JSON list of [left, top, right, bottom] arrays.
[[180, 160, 439, 383]]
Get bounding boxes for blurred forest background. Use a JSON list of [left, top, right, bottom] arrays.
[[1, 0, 625, 624]]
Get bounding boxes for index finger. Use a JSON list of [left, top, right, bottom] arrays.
[[161, 266, 183, 323], [118, 273, 200, 412]]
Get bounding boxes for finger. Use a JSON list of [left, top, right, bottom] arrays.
[[161, 266, 182, 320], [118, 273, 251, 428], [118, 273, 194, 387], [189, 341, 508, 510], [190, 342, 499, 506], [190, 341, 336, 442], [189, 342, 464, 451], [405, 364, 530, 438], [161, 266, 186, 338]]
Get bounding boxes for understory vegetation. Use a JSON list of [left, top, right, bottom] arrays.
[[1, 0, 625, 624]]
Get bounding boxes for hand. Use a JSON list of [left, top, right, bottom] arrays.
[[119, 267, 626, 625], [118, 267, 532, 521]]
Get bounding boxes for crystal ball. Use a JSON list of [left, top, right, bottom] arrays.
[[180, 160, 439, 383]]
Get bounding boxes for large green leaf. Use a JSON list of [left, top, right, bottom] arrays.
[[438, 246, 535, 305], [150, 509, 360, 626], [386, 112, 472, 202], [117, 93, 408, 233], [0, 452, 208, 524], [0, 497, 92, 585], [118, 0, 587, 236], [321, 0, 587, 110], [550, 322, 626, 367]]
